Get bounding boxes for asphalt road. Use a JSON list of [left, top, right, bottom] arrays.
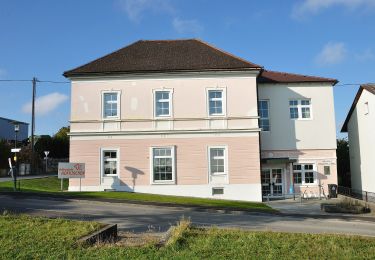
[[1, 194, 375, 236]]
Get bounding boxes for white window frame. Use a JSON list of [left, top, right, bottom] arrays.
[[100, 148, 120, 177], [102, 91, 121, 120], [289, 99, 313, 120], [208, 146, 228, 177], [364, 101, 369, 115], [153, 89, 173, 118], [206, 88, 227, 117], [258, 99, 270, 131], [292, 163, 317, 186], [150, 146, 176, 184]]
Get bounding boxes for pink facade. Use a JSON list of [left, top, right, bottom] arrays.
[[70, 136, 260, 187]]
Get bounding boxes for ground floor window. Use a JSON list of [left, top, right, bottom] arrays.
[[151, 146, 175, 183], [208, 146, 227, 175], [293, 164, 315, 185], [102, 149, 118, 176]]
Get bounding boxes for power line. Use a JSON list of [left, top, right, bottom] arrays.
[[0, 79, 70, 84], [335, 83, 362, 86], [38, 80, 70, 84], [0, 79, 31, 82]]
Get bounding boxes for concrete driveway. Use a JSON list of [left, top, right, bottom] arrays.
[[1, 194, 375, 236]]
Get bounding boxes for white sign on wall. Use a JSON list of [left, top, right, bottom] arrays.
[[58, 163, 85, 179]]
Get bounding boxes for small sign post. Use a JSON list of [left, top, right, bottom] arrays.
[[58, 163, 85, 192]]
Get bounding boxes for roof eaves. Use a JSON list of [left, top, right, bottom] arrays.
[[64, 67, 261, 78], [341, 86, 365, 132]]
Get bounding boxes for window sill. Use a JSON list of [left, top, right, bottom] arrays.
[[294, 184, 318, 187], [103, 175, 118, 177], [290, 118, 313, 121], [154, 116, 173, 120], [151, 181, 176, 185], [102, 117, 120, 121], [208, 115, 226, 118]]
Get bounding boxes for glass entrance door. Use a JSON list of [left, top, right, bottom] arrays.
[[261, 168, 283, 197]]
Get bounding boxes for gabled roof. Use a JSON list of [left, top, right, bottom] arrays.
[[258, 70, 338, 84], [63, 39, 262, 77], [341, 84, 375, 132], [0, 117, 28, 125]]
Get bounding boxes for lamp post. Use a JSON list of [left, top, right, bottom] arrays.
[[13, 123, 20, 190], [44, 151, 49, 173]]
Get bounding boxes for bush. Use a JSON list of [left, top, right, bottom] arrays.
[[0, 140, 12, 169]]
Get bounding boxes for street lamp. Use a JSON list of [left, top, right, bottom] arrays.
[[13, 123, 20, 191], [44, 151, 50, 173]]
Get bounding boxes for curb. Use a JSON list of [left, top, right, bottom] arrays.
[[77, 224, 117, 245]]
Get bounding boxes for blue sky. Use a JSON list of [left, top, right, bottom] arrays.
[[0, 0, 374, 137]]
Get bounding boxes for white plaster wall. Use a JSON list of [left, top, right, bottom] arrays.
[[68, 183, 263, 202], [258, 83, 337, 150], [348, 90, 375, 192]]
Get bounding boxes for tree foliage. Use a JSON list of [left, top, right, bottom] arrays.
[[0, 140, 12, 169], [337, 138, 351, 187], [34, 127, 70, 159]]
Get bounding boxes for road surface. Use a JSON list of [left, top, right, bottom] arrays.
[[1, 195, 375, 236]]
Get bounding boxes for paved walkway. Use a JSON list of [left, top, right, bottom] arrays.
[[267, 198, 375, 218], [1, 194, 375, 236]]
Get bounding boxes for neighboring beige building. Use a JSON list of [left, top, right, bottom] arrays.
[[64, 39, 338, 201], [342, 84, 375, 193]]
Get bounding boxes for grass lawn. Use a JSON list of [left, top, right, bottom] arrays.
[[1, 214, 375, 259], [0, 177, 274, 212]]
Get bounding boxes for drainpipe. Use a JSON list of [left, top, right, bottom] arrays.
[[256, 68, 264, 199]]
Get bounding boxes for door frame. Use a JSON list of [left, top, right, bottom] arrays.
[[261, 167, 286, 198]]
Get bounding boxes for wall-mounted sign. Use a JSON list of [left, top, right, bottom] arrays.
[[58, 163, 85, 179]]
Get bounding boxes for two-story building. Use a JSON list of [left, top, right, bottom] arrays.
[[64, 39, 338, 201], [341, 84, 375, 193]]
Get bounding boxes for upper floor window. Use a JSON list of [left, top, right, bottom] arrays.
[[154, 90, 172, 117], [103, 92, 119, 118], [364, 102, 369, 115], [258, 100, 270, 131], [289, 99, 312, 119], [208, 90, 225, 116]]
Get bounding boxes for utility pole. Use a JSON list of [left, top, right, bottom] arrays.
[[31, 77, 37, 175]]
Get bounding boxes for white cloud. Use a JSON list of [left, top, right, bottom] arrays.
[[116, 0, 175, 22], [315, 42, 347, 65], [22, 92, 68, 116], [355, 48, 375, 62], [172, 18, 203, 35], [292, 0, 375, 19]]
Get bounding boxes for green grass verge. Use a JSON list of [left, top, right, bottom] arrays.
[[0, 177, 274, 212], [1, 214, 375, 259]]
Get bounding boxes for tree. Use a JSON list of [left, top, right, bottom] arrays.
[[34, 127, 70, 159], [337, 138, 351, 187], [52, 126, 69, 158], [0, 140, 12, 169]]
